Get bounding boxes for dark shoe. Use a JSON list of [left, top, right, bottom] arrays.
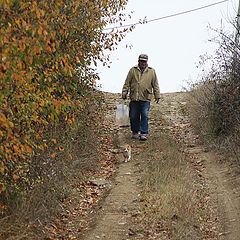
[[140, 134, 148, 141]]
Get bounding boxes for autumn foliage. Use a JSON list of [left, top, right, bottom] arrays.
[[0, 0, 129, 212]]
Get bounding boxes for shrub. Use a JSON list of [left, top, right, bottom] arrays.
[[0, 0, 130, 215], [188, 27, 240, 162]]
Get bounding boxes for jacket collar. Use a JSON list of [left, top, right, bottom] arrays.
[[134, 65, 149, 73]]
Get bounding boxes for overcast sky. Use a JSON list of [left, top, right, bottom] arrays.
[[98, 0, 238, 93]]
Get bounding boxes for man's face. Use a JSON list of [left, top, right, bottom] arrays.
[[138, 60, 148, 71]]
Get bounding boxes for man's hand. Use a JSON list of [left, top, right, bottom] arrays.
[[155, 98, 160, 103]]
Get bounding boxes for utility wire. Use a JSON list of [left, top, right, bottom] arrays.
[[103, 0, 229, 31]]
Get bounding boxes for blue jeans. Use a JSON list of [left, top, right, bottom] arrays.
[[129, 101, 150, 134]]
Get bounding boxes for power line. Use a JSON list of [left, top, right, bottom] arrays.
[[103, 0, 229, 31]]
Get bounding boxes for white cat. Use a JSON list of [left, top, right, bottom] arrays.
[[123, 144, 131, 162]]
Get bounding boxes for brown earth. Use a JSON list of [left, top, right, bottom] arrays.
[[45, 92, 240, 240]]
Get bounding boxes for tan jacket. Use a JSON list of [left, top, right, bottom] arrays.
[[122, 65, 160, 101]]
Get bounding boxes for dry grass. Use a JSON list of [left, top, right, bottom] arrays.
[[187, 82, 216, 139], [136, 132, 203, 239], [0, 129, 100, 240], [187, 81, 240, 163]]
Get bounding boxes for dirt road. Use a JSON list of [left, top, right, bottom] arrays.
[[81, 92, 240, 240]]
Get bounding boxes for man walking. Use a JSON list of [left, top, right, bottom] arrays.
[[122, 54, 160, 141]]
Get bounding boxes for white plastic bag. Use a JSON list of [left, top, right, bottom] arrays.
[[115, 103, 130, 127]]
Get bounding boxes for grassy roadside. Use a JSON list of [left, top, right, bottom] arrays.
[[0, 93, 118, 240], [129, 102, 217, 239]]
